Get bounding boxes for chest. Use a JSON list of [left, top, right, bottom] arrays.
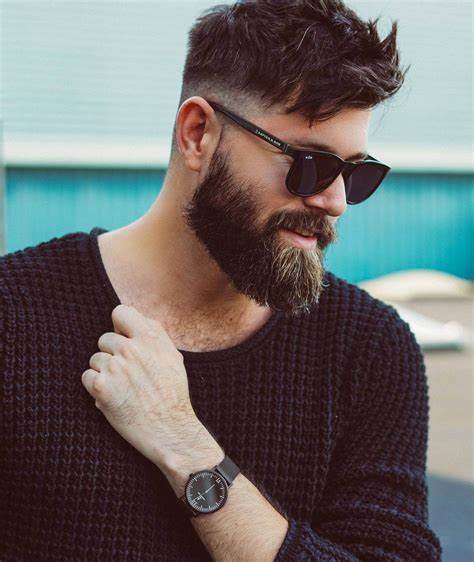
[[122, 295, 268, 353], [163, 318, 260, 353], [4, 309, 345, 542]]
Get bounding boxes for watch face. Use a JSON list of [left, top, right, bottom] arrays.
[[185, 470, 228, 514]]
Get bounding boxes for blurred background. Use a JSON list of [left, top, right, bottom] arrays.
[[0, 1, 472, 559]]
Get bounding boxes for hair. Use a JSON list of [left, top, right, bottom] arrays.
[[169, 0, 410, 161]]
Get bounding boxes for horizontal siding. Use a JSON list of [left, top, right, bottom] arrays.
[[4, 167, 473, 283]]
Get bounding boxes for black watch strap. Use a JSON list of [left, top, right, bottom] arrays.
[[214, 454, 240, 486]]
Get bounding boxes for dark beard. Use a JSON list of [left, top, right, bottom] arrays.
[[181, 147, 338, 318]]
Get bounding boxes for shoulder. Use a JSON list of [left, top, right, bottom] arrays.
[[320, 273, 429, 438], [321, 270, 403, 316], [316, 269, 416, 351], [314, 271, 425, 407], [0, 229, 91, 306], [326, 271, 427, 402]]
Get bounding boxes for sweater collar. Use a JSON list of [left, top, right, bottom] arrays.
[[86, 226, 285, 364]]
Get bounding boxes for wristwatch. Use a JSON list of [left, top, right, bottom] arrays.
[[177, 454, 240, 517]]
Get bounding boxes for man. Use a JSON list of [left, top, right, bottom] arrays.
[[0, 0, 442, 560]]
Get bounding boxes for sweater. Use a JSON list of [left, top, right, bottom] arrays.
[[0, 226, 442, 561]]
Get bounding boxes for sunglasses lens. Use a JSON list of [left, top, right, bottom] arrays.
[[287, 152, 341, 196], [286, 152, 389, 204], [344, 163, 388, 204]]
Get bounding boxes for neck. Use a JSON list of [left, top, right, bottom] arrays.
[[97, 187, 269, 328]]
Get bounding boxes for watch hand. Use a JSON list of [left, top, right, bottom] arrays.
[[203, 484, 216, 494]]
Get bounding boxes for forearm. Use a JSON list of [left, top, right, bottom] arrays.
[[154, 420, 289, 562]]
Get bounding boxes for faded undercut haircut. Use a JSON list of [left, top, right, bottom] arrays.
[[169, 0, 409, 162]]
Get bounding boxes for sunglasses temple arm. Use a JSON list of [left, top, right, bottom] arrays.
[[208, 100, 296, 157]]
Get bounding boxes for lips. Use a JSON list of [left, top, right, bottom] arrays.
[[289, 227, 318, 237], [280, 228, 318, 249]]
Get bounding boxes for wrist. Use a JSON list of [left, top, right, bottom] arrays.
[[159, 424, 225, 497]]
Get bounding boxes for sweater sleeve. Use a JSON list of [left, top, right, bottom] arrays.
[[274, 309, 442, 562]]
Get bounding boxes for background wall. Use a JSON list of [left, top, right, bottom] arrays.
[[1, 0, 473, 283], [5, 167, 473, 283]]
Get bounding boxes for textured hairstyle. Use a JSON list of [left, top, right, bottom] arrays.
[[170, 0, 409, 157]]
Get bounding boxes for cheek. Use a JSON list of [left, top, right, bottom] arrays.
[[248, 152, 291, 193], [253, 163, 298, 226], [275, 158, 292, 185], [266, 158, 294, 203]]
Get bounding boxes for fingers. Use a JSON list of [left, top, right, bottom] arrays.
[[97, 331, 129, 354], [110, 304, 174, 349], [81, 368, 100, 397], [89, 351, 110, 372], [111, 304, 154, 338]]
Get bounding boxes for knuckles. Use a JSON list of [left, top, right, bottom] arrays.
[[91, 374, 106, 396], [116, 338, 137, 359], [108, 354, 125, 374]]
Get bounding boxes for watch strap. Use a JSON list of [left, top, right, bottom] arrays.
[[214, 454, 240, 486]]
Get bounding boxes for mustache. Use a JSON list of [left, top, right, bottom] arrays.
[[272, 214, 336, 242]]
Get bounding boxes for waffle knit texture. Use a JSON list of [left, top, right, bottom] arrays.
[[0, 227, 442, 561]]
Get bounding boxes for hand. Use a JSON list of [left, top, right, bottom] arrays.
[[81, 304, 204, 469]]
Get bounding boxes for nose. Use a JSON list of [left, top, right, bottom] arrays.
[[299, 174, 348, 217]]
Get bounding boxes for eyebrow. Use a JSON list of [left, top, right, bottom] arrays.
[[291, 139, 368, 162]]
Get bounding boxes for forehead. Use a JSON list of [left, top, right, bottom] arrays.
[[260, 106, 371, 161]]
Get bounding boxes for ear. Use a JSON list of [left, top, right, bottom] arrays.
[[174, 96, 221, 173]]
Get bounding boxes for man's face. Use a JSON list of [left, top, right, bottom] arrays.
[[181, 142, 338, 318]]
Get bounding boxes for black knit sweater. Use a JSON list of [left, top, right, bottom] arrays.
[[0, 226, 442, 561]]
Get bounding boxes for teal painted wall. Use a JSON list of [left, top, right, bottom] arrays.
[[5, 167, 473, 284]]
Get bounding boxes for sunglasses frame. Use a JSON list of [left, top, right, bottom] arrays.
[[206, 99, 391, 204]]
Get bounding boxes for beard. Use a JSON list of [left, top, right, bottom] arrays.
[[181, 146, 338, 318]]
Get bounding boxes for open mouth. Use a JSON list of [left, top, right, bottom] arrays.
[[287, 228, 317, 238], [280, 228, 318, 248]]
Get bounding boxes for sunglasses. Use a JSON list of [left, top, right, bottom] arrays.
[[207, 100, 391, 205]]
